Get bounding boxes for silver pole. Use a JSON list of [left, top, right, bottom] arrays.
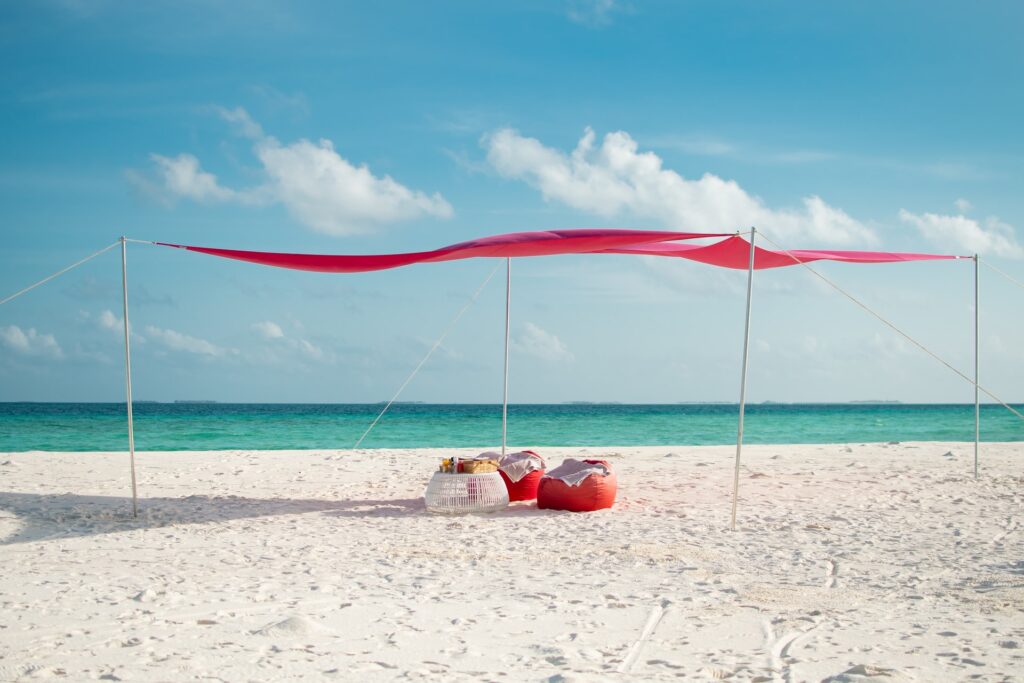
[[501, 258, 511, 458], [974, 254, 980, 479], [120, 237, 139, 518], [730, 227, 756, 530]]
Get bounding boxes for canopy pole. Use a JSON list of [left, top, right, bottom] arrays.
[[730, 227, 756, 531], [120, 237, 138, 518], [974, 253, 980, 479], [501, 257, 511, 458]]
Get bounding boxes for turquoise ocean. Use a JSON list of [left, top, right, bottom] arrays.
[[0, 403, 1021, 452]]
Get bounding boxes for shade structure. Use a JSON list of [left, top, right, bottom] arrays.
[[152, 228, 966, 528], [5, 227, 974, 523], [154, 230, 963, 273]]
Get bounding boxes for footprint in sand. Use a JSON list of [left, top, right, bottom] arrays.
[[0, 664, 42, 680], [822, 664, 907, 681], [543, 675, 576, 683], [530, 644, 568, 667], [825, 559, 839, 588], [252, 615, 329, 637], [131, 588, 163, 602]]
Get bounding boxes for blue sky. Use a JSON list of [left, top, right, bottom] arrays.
[[2, 0, 1022, 404]]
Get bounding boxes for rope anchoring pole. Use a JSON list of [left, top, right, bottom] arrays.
[[354, 262, 503, 449], [981, 259, 1024, 290], [756, 230, 1023, 423], [1, 241, 120, 307]]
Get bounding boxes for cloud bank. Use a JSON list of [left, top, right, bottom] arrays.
[[513, 322, 574, 362], [484, 127, 876, 246], [149, 153, 244, 204], [899, 208, 1022, 258], [144, 325, 227, 357], [251, 319, 328, 363], [252, 320, 285, 339], [136, 107, 453, 236], [0, 325, 64, 359]]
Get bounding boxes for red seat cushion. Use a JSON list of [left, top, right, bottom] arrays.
[[537, 459, 617, 512], [499, 468, 544, 501]]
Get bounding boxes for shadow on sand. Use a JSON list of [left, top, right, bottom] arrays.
[[0, 492, 423, 545], [0, 491, 544, 546]]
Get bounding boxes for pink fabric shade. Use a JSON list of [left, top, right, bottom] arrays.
[[155, 229, 727, 273], [607, 235, 965, 269], [155, 230, 963, 273]]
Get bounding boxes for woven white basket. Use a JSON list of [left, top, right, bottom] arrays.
[[424, 471, 509, 514]]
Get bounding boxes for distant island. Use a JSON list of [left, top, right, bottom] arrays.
[[761, 400, 903, 405], [174, 400, 218, 404]]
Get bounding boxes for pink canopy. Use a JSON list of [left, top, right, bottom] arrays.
[[155, 229, 726, 273], [156, 229, 962, 272]]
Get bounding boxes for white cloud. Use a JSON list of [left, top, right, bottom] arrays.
[[252, 320, 284, 339], [95, 309, 145, 342], [148, 153, 241, 203], [484, 127, 876, 245], [295, 338, 325, 361], [513, 322, 574, 362], [144, 325, 227, 357], [0, 325, 64, 359], [567, 0, 619, 27], [899, 209, 1023, 258], [255, 136, 453, 235], [216, 105, 264, 139], [954, 198, 972, 214], [248, 319, 329, 362], [138, 107, 452, 236], [98, 309, 121, 332]]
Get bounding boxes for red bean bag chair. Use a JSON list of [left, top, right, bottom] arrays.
[[498, 450, 546, 501], [537, 459, 617, 512]]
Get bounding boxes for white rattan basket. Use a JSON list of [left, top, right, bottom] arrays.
[[424, 471, 509, 514]]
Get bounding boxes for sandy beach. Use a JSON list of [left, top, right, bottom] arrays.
[[1, 442, 1021, 682]]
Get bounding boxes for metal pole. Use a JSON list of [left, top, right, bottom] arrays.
[[730, 227, 756, 530], [501, 258, 511, 458], [120, 237, 139, 518], [974, 254, 980, 479]]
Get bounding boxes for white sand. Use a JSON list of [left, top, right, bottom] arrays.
[[0, 442, 1021, 682]]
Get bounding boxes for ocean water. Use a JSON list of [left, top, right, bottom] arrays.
[[0, 402, 1021, 452]]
